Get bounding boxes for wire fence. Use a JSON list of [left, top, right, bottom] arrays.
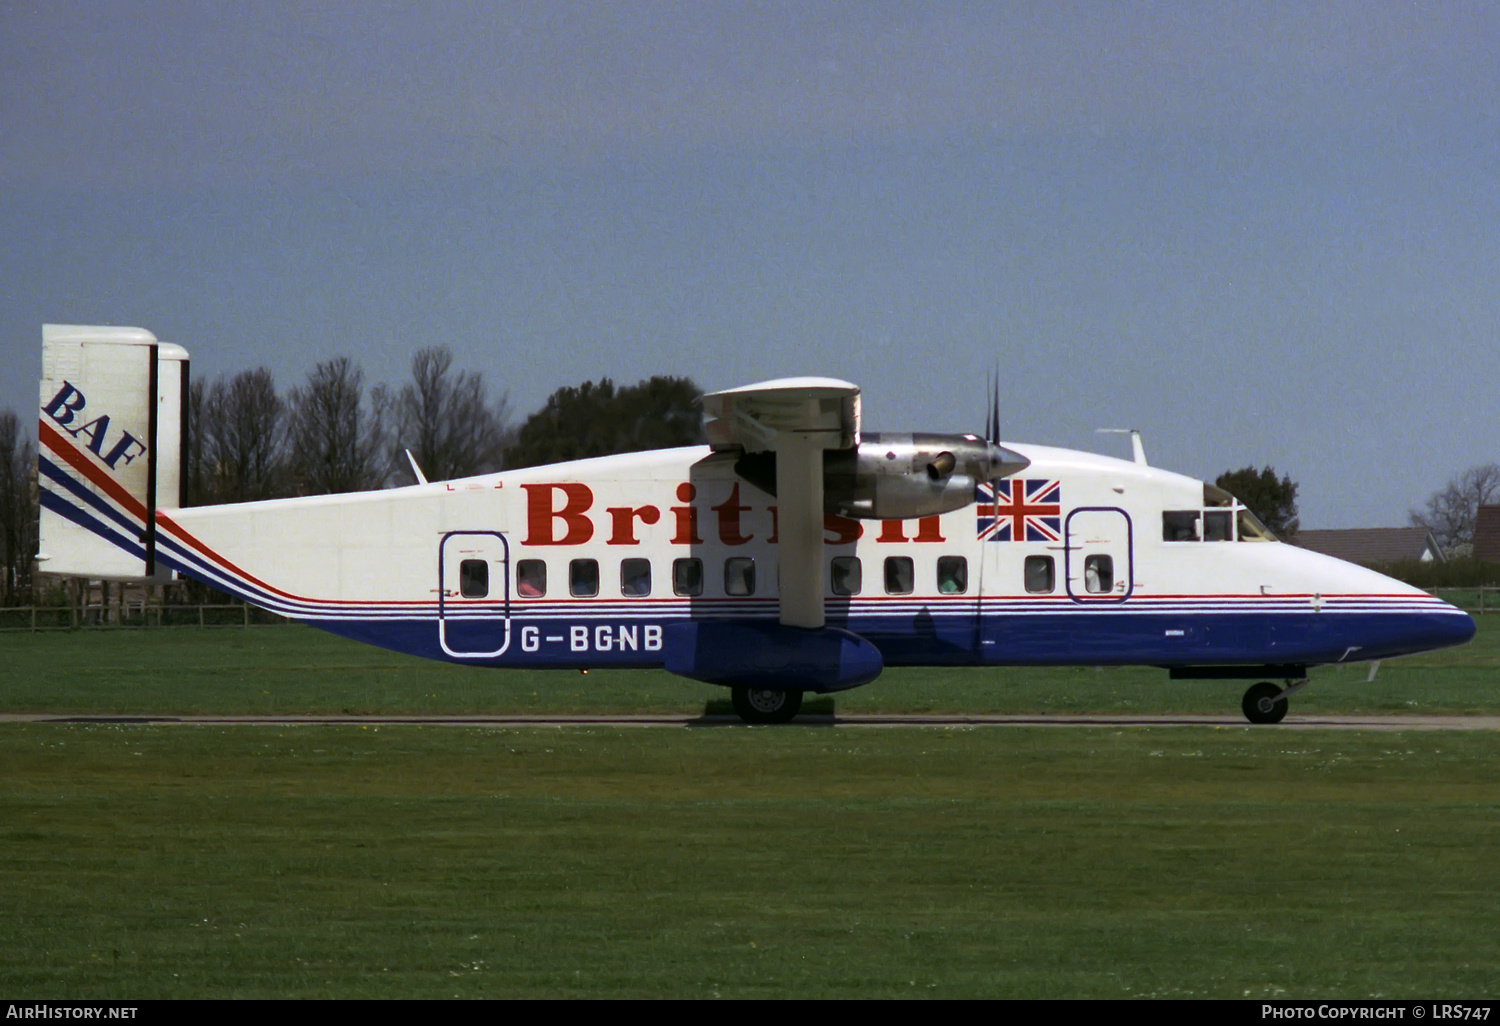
[[1426, 587, 1498, 615], [0, 603, 292, 632]]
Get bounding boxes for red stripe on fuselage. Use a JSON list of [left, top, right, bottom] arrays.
[[154, 510, 429, 609], [40, 418, 412, 608], [152, 510, 303, 601]]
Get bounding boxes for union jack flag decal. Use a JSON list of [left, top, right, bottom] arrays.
[[977, 479, 1062, 542]]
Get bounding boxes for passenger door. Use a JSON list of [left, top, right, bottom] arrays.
[[1064, 508, 1133, 603], [438, 531, 511, 657]]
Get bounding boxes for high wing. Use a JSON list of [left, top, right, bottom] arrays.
[[701, 376, 860, 453], [699, 377, 861, 629]]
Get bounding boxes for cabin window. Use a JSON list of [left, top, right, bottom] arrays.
[[620, 558, 652, 597], [515, 559, 546, 598], [673, 557, 703, 596], [724, 557, 755, 596], [937, 556, 968, 595], [1024, 555, 1054, 594], [1084, 555, 1113, 594], [830, 556, 862, 596], [884, 556, 914, 596], [569, 558, 599, 598], [459, 559, 489, 598], [1203, 510, 1233, 542], [1163, 511, 1200, 541]]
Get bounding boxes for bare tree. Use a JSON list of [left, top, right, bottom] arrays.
[[0, 411, 37, 605], [286, 357, 386, 494], [389, 347, 511, 482], [183, 378, 207, 506], [1410, 463, 1500, 556], [199, 368, 289, 503]]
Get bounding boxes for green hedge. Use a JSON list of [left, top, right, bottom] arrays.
[[1370, 556, 1500, 588]]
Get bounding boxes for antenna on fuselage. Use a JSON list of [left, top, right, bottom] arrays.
[[1096, 428, 1148, 466], [405, 449, 429, 485]]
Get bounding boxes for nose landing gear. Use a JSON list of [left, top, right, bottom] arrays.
[[1241, 677, 1312, 725]]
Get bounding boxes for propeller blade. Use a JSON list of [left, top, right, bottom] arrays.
[[988, 367, 1001, 444]]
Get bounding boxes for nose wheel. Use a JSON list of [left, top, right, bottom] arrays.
[[1241, 677, 1313, 725], [1241, 682, 1287, 724]]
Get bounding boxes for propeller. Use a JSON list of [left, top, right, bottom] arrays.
[[915, 369, 998, 483], [975, 366, 1030, 482], [987, 366, 1001, 445]]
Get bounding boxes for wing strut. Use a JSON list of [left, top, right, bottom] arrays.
[[776, 432, 828, 629], [699, 377, 860, 631]]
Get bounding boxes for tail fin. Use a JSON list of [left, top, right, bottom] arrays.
[[37, 324, 189, 581]]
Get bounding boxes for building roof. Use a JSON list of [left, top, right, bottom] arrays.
[[1475, 506, 1500, 563], [1291, 527, 1445, 566]]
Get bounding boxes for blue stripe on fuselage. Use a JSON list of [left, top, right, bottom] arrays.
[[300, 607, 1474, 671]]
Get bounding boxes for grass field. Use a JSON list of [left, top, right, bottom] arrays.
[[2, 726, 1499, 998], [1, 613, 1498, 716], [1, 620, 1497, 998]]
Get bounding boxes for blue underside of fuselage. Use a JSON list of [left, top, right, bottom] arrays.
[[302, 609, 1476, 675]]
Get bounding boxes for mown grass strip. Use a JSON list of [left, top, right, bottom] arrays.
[[1, 726, 1497, 998]]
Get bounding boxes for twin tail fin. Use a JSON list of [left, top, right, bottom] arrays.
[[37, 324, 188, 581]]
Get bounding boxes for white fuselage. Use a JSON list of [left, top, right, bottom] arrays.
[[152, 444, 1471, 673]]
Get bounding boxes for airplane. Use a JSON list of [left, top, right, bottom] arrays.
[[35, 324, 1475, 724]]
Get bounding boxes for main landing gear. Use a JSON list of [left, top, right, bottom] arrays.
[[1241, 678, 1312, 725], [731, 687, 804, 725]]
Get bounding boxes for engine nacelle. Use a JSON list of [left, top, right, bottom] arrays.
[[734, 432, 1029, 521]]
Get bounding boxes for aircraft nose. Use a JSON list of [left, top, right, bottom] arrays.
[[1403, 600, 1476, 655], [1353, 605, 1474, 661], [1436, 607, 1478, 648]]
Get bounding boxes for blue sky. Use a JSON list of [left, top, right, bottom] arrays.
[[3, 1, 1496, 527]]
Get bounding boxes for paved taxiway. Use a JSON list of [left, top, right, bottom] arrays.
[[2, 713, 1499, 730]]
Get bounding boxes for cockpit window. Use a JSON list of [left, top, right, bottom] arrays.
[[1237, 507, 1276, 542], [1163, 511, 1200, 541], [1203, 483, 1235, 507], [1166, 486, 1280, 543], [1203, 510, 1233, 542]]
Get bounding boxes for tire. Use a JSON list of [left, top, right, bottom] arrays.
[[730, 687, 804, 725], [1242, 681, 1288, 725]]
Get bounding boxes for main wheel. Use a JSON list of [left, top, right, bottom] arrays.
[[1241, 681, 1288, 725], [731, 687, 803, 725]]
